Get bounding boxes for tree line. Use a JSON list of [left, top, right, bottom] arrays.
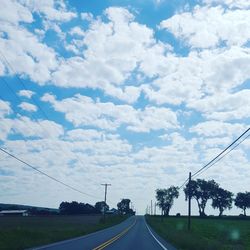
[[59, 198, 135, 215], [156, 179, 250, 217]]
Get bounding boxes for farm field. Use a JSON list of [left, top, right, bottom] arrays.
[[0, 215, 127, 250], [146, 216, 250, 250]]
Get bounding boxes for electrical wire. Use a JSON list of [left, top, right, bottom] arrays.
[[193, 132, 250, 179], [0, 147, 101, 199], [179, 127, 250, 188], [191, 127, 250, 178], [0, 52, 106, 201]]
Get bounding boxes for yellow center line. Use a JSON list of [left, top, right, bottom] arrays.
[[92, 218, 137, 250]]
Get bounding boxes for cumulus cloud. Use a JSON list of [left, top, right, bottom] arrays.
[[0, 100, 12, 118], [52, 7, 168, 102], [0, 116, 64, 140], [41, 93, 179, 132], [0, 24, 58, 83], [18, 102, 37, 112], [18, 90, 35, 98], [21, 0, 76, 22], [188, 89, 250, 121], [190, 120, 247, 137], [160, 5, 250, 48], [0, 0, 33, 25], [203, 0, 250, 9], [142, 46, 250, 106]]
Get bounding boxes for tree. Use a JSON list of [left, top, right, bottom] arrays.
[[95, 201, 109, 214], [156, 186, 179, 216], [184, 179, 219, 216], [235, 192, 250, 216], [117, 199, 131, 215], [59, 201, 97, 215], [211, 187, 233, 216]]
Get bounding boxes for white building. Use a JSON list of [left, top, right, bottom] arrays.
[[0, 210, 29, 216]]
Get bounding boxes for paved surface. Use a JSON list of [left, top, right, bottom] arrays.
[[31, 216, 176, 250]]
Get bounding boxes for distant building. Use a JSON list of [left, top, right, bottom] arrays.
[[106, 208, 118, 214], [0, 210, 29, 216]]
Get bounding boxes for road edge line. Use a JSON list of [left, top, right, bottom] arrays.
[[145, 218, 168, 250]]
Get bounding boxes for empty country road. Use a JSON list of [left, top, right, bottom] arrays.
[[31, 216, 176, 250]]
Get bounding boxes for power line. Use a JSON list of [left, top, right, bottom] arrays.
[[193, 132, 250, 178], [191, 127, 250, 179], [0, 147, 101, 199], [179, 127, 250, 189], [0, 51, 50, 120], [0, 52, 106, 200], [179, 177, 189, 189]]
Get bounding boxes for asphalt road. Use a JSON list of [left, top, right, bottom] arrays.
[[31, 216, 176, 250]]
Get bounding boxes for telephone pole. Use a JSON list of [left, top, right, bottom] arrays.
[[101, 183, 111, 222], [188, 172, 191, 231], [151, 200, 153, 215]]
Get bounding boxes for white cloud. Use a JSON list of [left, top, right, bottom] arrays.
[[142, 46, 250, 105], [80, 12, 93, 22], [19, 102, 37, 112], [0, 116, 64, 140], [69, 27, 85, 37], [0, 0, 33, 25], [0, 100, 12, 118], [0, 23, 58, 83], [66, 129, 103, 141], [203, 0, 250, 9], [18, 90, 35, 98], [42, 93, 179, 132], [190, 120, 247, 137], [52, 7, 166, 103], [188, 89, 250, 121], [160, 6, 250, 48], [21, 0, 76, 22]]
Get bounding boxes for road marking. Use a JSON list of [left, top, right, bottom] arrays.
[[93, 218, 136, 250], [145, 219, 168, 250]]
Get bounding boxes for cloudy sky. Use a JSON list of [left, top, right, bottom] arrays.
[[0, 0, 250, 215]]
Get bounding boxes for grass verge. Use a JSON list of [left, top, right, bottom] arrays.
[[0, 215, 128, 250], [146, 215, 250, 250]]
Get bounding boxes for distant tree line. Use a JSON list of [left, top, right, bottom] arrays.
[[59, 201, 109, 215], [155, 179, 250, 217], [59, 198, 135, 215]]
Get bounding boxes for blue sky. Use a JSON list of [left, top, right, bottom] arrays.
[[0, 0, 250, 215]]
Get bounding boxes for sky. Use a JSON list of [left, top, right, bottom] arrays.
[[0, 0, 250, 216]]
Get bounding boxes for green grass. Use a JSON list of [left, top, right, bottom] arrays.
[[146, 216, 250, 250], [0, 215, 128, 250]]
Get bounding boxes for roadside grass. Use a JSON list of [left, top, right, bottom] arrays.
[[146, 216, 250, 250], [0, 215, 128, 250]]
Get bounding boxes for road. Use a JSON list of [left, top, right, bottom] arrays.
[[31, 216, 176, 250]]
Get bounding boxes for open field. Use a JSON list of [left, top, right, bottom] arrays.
[[0, 215, 127, 250], [146, 216, 250, 250]]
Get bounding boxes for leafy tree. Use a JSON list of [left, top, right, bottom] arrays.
[[235, 192, 250, 216], [95, 201, 109, 214], [117, 199, 131, 215], [156, 186, 179, 216], [59, 201, 97, 215], [211, 187, 233, 216], [184, 179, 219, 216]]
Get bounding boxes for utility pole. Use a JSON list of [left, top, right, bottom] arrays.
[[154, 202, 156, 216], [101, 183, 111, 222], [151, 200, 153, 215], [188, 172, 191, 231]]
